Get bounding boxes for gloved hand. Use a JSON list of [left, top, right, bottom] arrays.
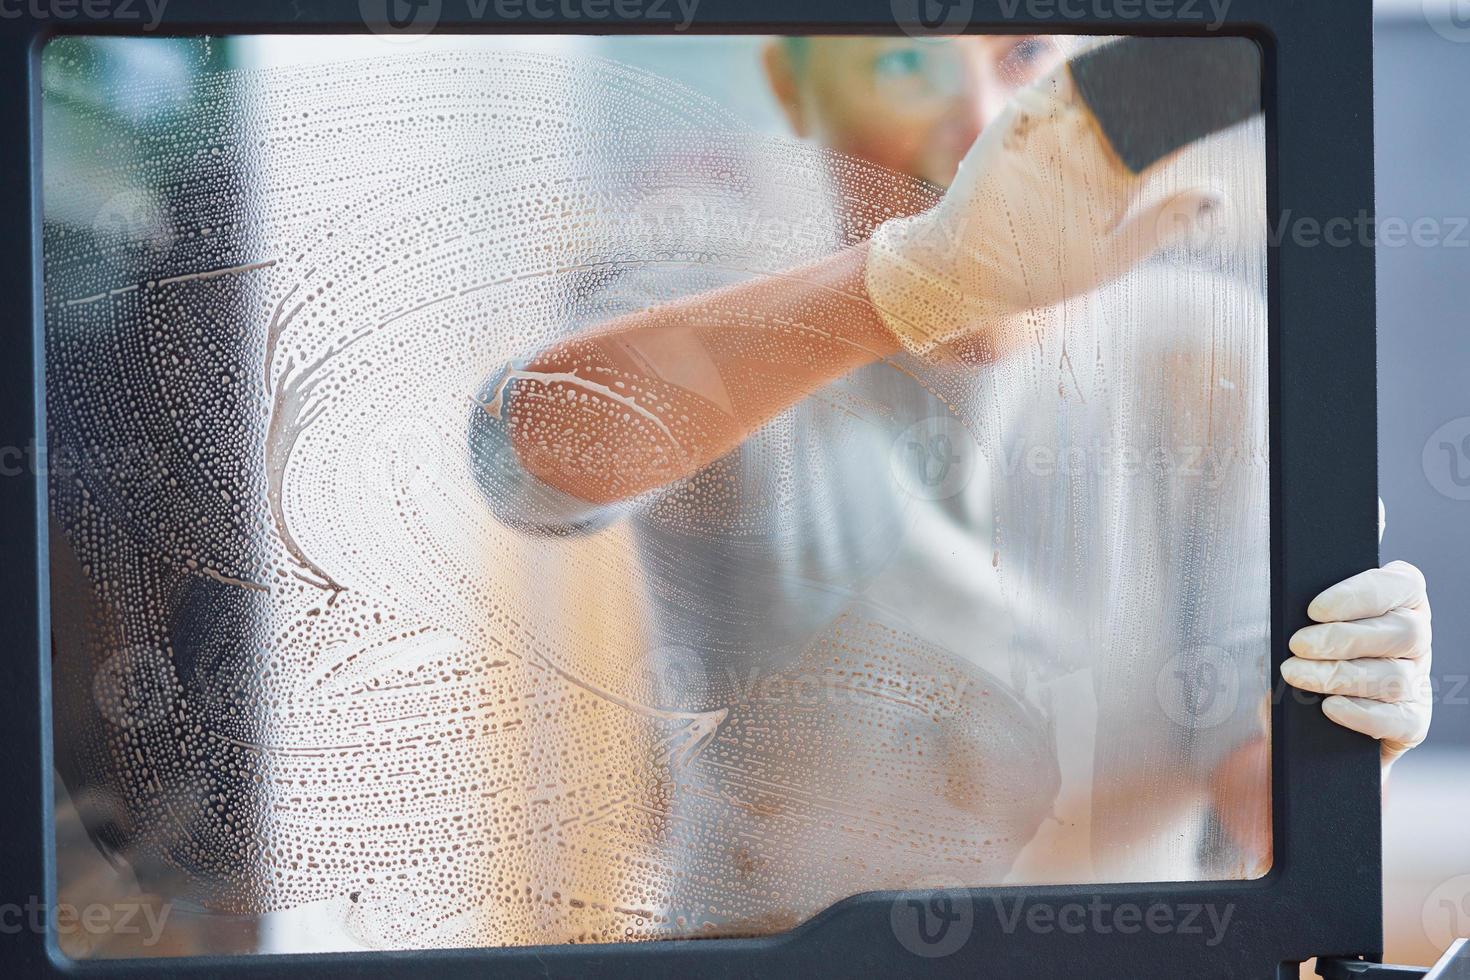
[[863, 60, 1220, 356], [1282, 559, 1433, 771]]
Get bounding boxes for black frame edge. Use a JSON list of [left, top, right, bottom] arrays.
[[0, 1, 1381, 977]]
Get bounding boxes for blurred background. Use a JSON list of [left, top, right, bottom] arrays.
[[1373, 0, 1470, 968]]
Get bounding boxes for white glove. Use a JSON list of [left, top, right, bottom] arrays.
[[864, 61, 1220, 356], [1282, 559, 1433, 770]]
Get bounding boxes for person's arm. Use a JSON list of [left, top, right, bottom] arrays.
[[480, 63, 1217, 512], [481, 244, 899, 507]]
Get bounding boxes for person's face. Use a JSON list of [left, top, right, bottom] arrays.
[[764, 36, 1064, 190]]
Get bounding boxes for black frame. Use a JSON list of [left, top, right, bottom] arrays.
[[0, 2, 1381, 977]]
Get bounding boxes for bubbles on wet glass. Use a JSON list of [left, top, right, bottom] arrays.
[[43, 36, 1270, 955]]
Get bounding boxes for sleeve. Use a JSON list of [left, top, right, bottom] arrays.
[[466, 359, 626, 538]]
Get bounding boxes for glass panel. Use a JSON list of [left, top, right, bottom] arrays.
[[43, 33, 1269, 957]]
